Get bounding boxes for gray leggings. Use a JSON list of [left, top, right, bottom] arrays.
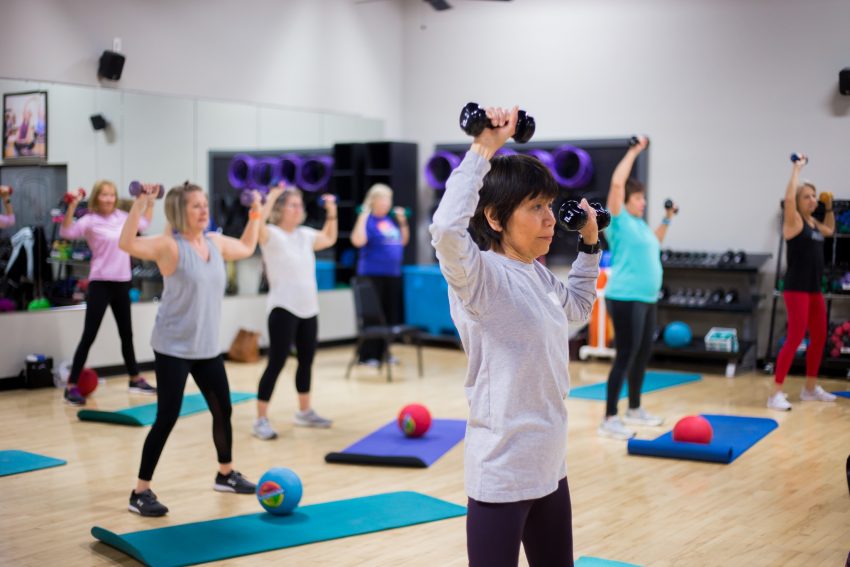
[[467, 477, 573, 567]]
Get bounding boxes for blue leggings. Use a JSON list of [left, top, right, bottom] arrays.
[[467, 477, 573, 567]]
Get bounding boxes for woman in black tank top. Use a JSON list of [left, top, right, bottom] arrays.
[[769, 155, 837, 411]]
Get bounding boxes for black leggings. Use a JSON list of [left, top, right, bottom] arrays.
[[69, 280, 139, 384], [605, 299, 657, 417], [257, 308, 318, 401], [467, 477, 573, 567], [137, 352, 232, 481], [357, 275, 402, 361]]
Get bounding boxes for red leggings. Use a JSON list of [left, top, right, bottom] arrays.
[[775, 291, 826, 384]]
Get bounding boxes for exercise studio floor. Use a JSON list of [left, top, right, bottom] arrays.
[[1, 345, 847, 567]]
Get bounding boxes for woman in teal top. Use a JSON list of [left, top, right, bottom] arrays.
[[599, 136, 676, 440]]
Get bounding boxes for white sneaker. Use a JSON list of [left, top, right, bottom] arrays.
[[767, 391, 792, 411], [252, 417, 278, 440], [597, 416, 636, 440], [800, 385, 837, 402], [623, 407, 664, 427], [359, 359, 381, 369], [294, 408, 333, 428]]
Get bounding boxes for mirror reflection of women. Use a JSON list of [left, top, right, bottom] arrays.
[[350, 183, 409, 366]]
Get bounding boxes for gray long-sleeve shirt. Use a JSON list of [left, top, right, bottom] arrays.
[[430, 150, 600, 503]]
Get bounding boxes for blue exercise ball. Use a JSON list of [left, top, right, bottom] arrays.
[[663, 321, 692, 348], [256, 467, 302, 515]]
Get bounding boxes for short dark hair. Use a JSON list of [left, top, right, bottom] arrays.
[[625, 178, 645, 203], [469, 154, 559, 250]]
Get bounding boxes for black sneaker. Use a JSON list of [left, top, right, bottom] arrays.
[[128, 489, 169, 517], [128, 377, 157, 395], [214, 470, 256, 494], [64, 386, 85, 406]]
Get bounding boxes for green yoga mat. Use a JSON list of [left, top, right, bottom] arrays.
[[0, 450, 66, 477], [569, 371, 701, 400], [92, 491, 466, 567], [78, 392, 256, 426]]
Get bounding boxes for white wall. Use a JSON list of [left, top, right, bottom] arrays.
[[0, 0, 405, 137], [401, 0, 850, 260]]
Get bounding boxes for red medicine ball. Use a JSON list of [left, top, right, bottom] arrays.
[[77, 368, 99, 397], [672, 415, 713, 444], [397, 403, 432, 438]]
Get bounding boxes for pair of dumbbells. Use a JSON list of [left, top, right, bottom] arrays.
[[557, 201, 611, 232], [790, 153, 809, 164]]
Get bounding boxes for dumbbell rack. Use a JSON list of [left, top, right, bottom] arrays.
[[764, 200, 850, 378], [653, 250, 771, 377]]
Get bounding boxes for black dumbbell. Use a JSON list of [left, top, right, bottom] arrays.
[[707, 288, 724, 304], [660, 249, 672, 263], [732, 250, 747, 265], [723, 289, 739, 304], [629, 135, 650, 148], [664, 198, 679, 215], [658, 287, 670, 302], [557, 200, 611, 232], [459, 102, 536, 143], [720, 250, 735, 264], [790, 153, 808, 164]]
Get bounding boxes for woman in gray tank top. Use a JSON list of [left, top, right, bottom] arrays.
[[118, 182, 263, 517]]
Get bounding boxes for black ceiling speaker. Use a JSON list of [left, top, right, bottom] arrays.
[[98, 50, 125, 81], [90, 114, 108, 131], [840, 68, 850, 96]]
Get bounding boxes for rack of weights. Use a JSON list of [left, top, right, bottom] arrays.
[[765, 199, 850, 377], [654, 248, 771, 377]]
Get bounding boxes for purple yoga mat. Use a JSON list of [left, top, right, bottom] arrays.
[[325, 418, 466, 468]]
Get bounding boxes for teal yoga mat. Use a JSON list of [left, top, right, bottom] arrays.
[[0, 450, 66, 477], [569, 371, 701, 400], [92, 491, 466, 567], [77, 392, 256, 426], [576, 557, 642, 567]]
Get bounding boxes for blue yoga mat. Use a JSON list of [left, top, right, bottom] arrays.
[[325, 418, 466, 468], [77, 392, 256, 426], [832, 391, 850, 399], [0, 450, 66, 477], [92, 491, 466, 567], [570, 371, 701, 400], [627, 414, 778, 464], [576, 557, 642, 567]]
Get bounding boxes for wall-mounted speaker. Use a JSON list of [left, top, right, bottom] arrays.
[[90, 114, 108, 131], [840, 68, 850, 96], [98, 50, 125, 81]]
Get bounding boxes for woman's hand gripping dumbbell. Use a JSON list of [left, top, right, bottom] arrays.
[[459, 102, 536, 143]]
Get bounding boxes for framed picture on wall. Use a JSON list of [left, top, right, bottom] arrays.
[[3, 90, 48, 162]]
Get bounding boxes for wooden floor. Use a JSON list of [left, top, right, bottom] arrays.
[[1, 345, 848, 567]]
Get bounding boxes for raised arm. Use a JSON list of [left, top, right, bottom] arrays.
[[608, 136, 648, 216], [814, 191, 835, 237], [350, 207, 370, 248], [259, 185, 286, 245], [211, 190, 262, 261], [429, 105, 517, 312], [119, 188, 174, 266], [782, 157, 805, 240], [314, 194, 338, 251], [59, 193, 85, 239], [393, 207, 410, 247], [654, 200, 676, 243]]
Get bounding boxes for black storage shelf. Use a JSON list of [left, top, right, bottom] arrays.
[[661, 253, 772, 273], [658, 300, 758, 314], [653, 340, 755, 362]]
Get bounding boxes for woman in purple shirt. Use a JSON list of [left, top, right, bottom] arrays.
[[351, 183, 409, 366], [59, 180, 155, 405]]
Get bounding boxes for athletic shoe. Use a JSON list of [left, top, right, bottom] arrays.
[[128, 377, 157, 395], [623, 407, 664, 427], [767, 391, 792, 411], [252, 417, 278, 440], [387, 355, 400, 366], [64, 386, 85, 406], [597, 416, 636, 440], [359, 359, 381, 368], [128, 489, 168, 517], [214, 470, 256, 494], [800, 385, 837, 402], [294, 408, 333, 428]]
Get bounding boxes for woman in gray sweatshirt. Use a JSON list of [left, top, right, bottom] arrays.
[[430, 106, 600, 567]]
